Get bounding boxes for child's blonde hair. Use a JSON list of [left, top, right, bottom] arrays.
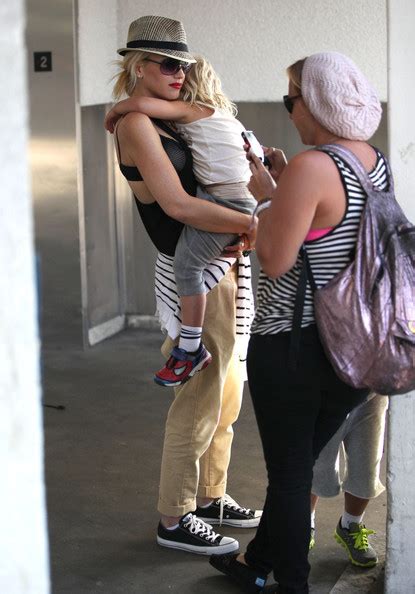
[[181, 56, 237, 116]]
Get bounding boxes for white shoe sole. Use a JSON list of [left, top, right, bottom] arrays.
[[197, 516, 261, 528], [157, 535, 239, 555]]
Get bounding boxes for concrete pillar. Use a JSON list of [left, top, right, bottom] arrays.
[[0, 1, 50, 593], [385, 1, 415, 592]]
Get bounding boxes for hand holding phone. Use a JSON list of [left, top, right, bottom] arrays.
[[241, 130, 270, 166], [263, 147, 287, 181]]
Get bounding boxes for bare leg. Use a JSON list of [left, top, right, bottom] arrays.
[[310, 493, 319, 513], [181, 294, 206, 330], [310, 492, 369, 520], [196, 496, 215, 506], [344, 492, 370, 516], [161, 514, 182, 528], [161, 498, 216, 528]]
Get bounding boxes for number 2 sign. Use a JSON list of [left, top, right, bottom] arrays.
[[34, 52, 52, 72]]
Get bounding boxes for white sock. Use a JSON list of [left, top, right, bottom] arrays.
[[341, 511, 364, 529], [179, 325, 202, 353], [165, 522, 179, 531], [310, 510, 316, 529]]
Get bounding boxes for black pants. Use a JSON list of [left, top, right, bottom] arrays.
[[245, 326, 368, 594]]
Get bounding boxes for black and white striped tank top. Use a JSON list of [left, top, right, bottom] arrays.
[[251, 148, 388, 335]]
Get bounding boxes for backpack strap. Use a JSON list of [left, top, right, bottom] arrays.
[[288, 246, 317, 370], [289, 144, 393, 369], [316, 143, 394, 195]]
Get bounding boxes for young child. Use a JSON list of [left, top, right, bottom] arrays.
[[105, 56, 256, 387]]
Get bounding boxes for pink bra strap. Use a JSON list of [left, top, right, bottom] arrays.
[[305, 227, 334, 241]]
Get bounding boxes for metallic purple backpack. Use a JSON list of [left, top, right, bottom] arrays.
[[299, 144, 415, 396]]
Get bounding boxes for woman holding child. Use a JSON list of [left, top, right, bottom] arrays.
[[108, 15, 261, 556]]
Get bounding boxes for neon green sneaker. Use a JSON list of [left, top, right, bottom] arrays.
[[334, 519, 378, 567]]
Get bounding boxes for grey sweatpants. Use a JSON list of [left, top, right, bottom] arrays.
[[312, 393, 389, 499], [174, 183, 255, 296]]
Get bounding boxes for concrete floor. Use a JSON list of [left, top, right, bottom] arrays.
[[42, 328, 386, 594]]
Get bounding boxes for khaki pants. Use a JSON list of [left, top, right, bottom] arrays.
[[158, 266, 244, 517]]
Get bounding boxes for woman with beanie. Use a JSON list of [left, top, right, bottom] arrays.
[[210, 52, 389, 593], [110, 16, 260, 557]]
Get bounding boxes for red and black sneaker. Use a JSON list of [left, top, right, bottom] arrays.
[[154, 343, 212, 387]]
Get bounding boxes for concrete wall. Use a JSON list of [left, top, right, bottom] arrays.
[[80, 106, 123, 335], [0, 1, 49, 592], [77, 0, 117, 106], [27, 0, 83, 349], [385, 1, 415, 592], [78, 0, 387, 106], [27, 0, 121, 348]]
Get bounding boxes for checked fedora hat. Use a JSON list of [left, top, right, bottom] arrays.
[[117, 15, 196, 63]]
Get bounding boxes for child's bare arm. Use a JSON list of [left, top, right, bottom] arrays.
[[104, 97, 193, 133]]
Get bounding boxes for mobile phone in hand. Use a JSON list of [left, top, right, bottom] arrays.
[[241, 130, 271, 167]]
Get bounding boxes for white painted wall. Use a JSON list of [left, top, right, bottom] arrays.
[[77, 0, 118, 106], [78, 0, 387, 106], [0, 1, 50, 593], [385, 1, 415, 592], [387, 1, 415, 224]]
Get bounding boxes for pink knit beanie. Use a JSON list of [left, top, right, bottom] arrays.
[[301, 52, 382, 141]]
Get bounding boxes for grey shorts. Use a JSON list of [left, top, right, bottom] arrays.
[[312, 393, 389, 499], [174, 184, 255, 297]]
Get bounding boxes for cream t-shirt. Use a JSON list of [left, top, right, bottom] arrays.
[[175, 109, 251, 186]]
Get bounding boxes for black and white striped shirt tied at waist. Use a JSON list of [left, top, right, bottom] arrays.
[[154, 253, 255, 362]]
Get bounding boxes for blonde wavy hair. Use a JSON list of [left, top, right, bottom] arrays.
[[112, 50, 151, 100], [181, 56, 237, 116]]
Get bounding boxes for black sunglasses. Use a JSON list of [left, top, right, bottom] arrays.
[[144, 57, 193, 76], [283, 94, 302, 114]]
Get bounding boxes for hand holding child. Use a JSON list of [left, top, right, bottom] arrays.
[[223, 217, 257, 257], [104, 106, 123, 133]]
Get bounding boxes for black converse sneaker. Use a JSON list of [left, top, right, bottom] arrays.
[[157, 513, 239, 555], [195, 494, 263, 528]]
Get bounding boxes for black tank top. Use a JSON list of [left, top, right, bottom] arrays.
[[116, 118, 197, 257]]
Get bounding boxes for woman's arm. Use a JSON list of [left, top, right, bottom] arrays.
[[248, 152, 328, 278], [105, 97, 194, 132], [118, 112, 253, 235]]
